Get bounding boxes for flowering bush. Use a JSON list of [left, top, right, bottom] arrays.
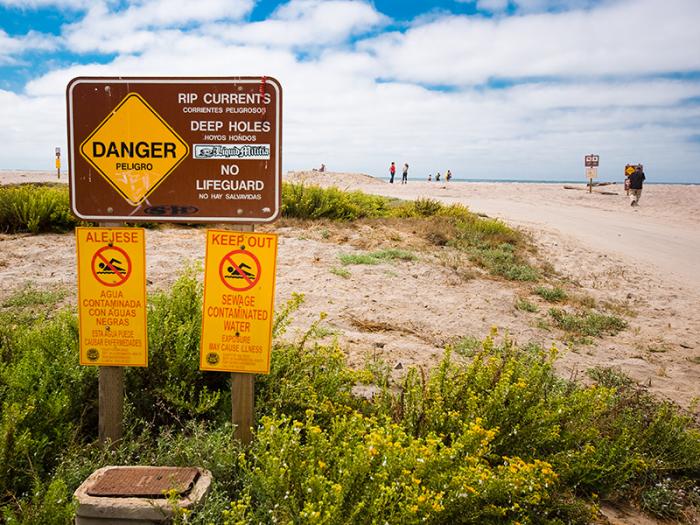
[[224, 412, 559, 525]]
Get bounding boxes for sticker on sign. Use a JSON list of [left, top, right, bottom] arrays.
[[67, 77, 282, 223], [193, 144, 270, 160]]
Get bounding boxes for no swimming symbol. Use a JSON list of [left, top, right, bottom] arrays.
[[91, 245, 132, 287], [218, 249, 262, 292]]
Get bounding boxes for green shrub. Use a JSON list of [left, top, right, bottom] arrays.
[[1, 274, 696, 523], [339, 249, 416, 266], [0, 184, 79, 233], [281, 183, 391, 220], [227, 411, 561, 524], [535, 285, 568, 303], [329, 266, 351, 278], [1, 284, 68, 309], [467, 243, 540, 281], [548, 308, 628, 337], [0, 311, 97, 501], [127, 265, 228, 427], [515, 297, 539, 312], [283, 183, 540, 281]]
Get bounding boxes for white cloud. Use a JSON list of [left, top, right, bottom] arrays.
[[0, 29, 59, 64], [362, 0, 700, 85], [206, 0, 387, 49], [476, 0, 510, 12], [63, 0, 254, 54], [0, 0, 90, 7]]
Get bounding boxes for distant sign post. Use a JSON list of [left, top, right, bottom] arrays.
[[55, 147, 61, 179], [584, 154, 599, 193], [67, 77, 282, 223]]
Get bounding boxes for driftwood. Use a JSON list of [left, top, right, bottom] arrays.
[[563, 185, 618, 195]]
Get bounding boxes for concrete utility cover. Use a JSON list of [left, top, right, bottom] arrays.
[[87, 466, 200, 498]]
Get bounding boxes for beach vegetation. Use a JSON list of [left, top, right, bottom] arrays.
[[1, 283, 68, 310], [467, 243, 540, 281], [515, 297, 539, 312], [1, 275, 699, 523], [339, 248, 417, 266], [1, 182, 541, 282], [548, 308, 628, 338], [452, 334, 483, 356], [570, 293, 597, 309], [329, 266, 351, 278], [281, 185, 540, 281], [0, 184, 79, 233], [534, 285, 568, 302], [281, 182, 391, 220]]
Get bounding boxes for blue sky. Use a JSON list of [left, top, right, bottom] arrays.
[[1, 0, 699, 182]]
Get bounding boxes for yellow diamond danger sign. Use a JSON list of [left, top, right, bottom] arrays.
[[80, 92, 189, 206]]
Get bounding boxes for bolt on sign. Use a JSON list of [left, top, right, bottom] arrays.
[[76, 227, 147, 367], [200, 230, 278, 374], [67, 77, 282, 223]]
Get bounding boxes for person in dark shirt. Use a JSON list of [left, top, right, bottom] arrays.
[[629, 165, 646, 206]]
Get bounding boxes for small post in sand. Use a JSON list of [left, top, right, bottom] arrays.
[[584, 154, 599, 193], [55, 147, 61, 179]]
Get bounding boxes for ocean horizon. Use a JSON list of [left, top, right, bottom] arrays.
[[385, 177, 700, 185]]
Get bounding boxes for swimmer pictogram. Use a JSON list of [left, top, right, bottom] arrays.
[[91, 245, 132, 287], [219, 249, 261, 292]]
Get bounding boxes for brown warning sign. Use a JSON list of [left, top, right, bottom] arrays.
[[67, 77, 282, 223]]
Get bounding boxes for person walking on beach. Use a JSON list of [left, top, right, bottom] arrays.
[[435, 172, 441, 182], [629, 165, 645, 206], [446, 170, 452, 182], [402, 163, 409, 184], [428, 173, 432, 182], [389, 162, 396, 183]]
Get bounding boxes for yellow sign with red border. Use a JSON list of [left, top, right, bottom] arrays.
[[200, 230, 278, 373], [76, 227, 148, 367]]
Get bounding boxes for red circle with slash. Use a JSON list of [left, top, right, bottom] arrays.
[[219, 249, 261, 292], [91, 245, 132, 287]]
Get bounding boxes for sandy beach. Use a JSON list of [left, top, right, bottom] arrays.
[[2, 170, 699, 413]]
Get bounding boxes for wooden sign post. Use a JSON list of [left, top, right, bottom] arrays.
[[200, 227, 278, 444], [99, 366, 124, 443], [75, 224, 148, 445], [231, 225, 255, 445]]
